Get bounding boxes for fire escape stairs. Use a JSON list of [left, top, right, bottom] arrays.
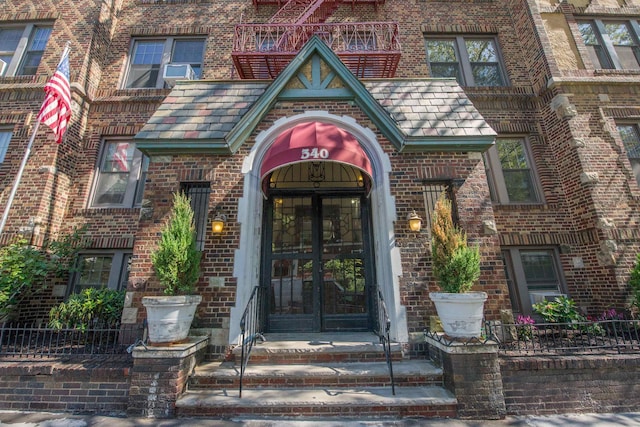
[[268, 0, 340, 25], [270, 0, 340, 51]]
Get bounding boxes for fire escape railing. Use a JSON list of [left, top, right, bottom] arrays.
[[234, 22, 400, 54], [232, 22, 401, 78], [238, 286, 266, 398], [374, 289, 396, 395], [253, 0, 385, 6]]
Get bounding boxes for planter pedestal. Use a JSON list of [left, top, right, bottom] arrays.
[[142, 295, 202, 344], [429, 292, 487, 338]]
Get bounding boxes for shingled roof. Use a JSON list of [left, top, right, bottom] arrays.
[[135, 37, 495, 155]]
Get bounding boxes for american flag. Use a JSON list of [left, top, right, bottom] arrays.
[[37, 48, 71, 144], [113, 142, 129, 171]]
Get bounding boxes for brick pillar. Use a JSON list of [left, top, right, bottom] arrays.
[[426, 334, 506, 419], [128, 337, 208, 418]]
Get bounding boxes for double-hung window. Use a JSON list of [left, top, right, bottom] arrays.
[[578, 20, 640, 70], [425, 36, 507, 86], [616, 124, 640, 187], [0, 25, 52, 76], [125, 37, 205, 88], [0, 130, 11, 163], [484, 137, 541, 204], [91, 140, 149, 208], [502, 248, 566, 315], [70, 252, 131, 294]]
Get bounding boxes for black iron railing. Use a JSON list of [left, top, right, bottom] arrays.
[[485, 319, 640, 355], [374, 289, 395, 395], [0, 322, 144, 358], [239, 286, 265, 398]]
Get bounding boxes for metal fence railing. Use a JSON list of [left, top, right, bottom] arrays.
[[485, 319, 640, 355], [0, 322, 145, 359]]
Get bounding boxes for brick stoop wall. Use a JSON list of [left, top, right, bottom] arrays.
[[500, 354, 640, 415], [0, 357, 131, 415], [1, 344, 639, 418]]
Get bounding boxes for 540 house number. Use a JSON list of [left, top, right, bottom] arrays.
[[300, 148, 330, 159]]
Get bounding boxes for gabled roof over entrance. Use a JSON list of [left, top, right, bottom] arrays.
[[135, 36, 495, 155]]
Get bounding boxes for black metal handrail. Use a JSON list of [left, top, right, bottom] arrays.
[[239, 286, 265, 398], [374, 289, 395, 395]]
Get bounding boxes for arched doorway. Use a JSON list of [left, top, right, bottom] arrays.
[[230, 113, 409, 344], [261, 162, 375, 332], [259, 122, 375, 332]]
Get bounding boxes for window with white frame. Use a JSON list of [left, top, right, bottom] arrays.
[[91, 140, 149, 208], [0, 25, 52, 77], [484, 137, 541, 204], [124, 37, 205, 88], [616, 124, 640, 187], [577, 20, 640, 70], [425, 36, 507, 86], [0, 130, 11, 163], [70, 252, 131, 294], [502, 248, 566, 315]]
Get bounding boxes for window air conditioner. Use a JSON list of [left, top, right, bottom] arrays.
[[162, 63, 195, 88], [529, 291, 566, 305]]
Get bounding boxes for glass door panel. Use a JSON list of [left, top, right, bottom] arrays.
[[264, 194, 372, 332], [267, 197, 315, 332], [321, 197, 369, 330]]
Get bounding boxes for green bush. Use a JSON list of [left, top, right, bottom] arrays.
[[0, 239, 49, 318], [533, 296, 585, 323], [151, 192, 201, 295], [48, 288, 125, 331], [0, 228, 85, 321], [430, 195, 480, 293]]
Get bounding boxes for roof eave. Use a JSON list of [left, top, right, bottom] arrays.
[[400, 136, 496, 153], [135, 140, 231, 156]]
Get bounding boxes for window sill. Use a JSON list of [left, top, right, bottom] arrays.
[[594, 68, 640, 76], [73, 207, 142, 216]]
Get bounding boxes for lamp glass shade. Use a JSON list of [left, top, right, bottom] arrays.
[[212, 217, 225, 234], [407, 211, 422, 232]]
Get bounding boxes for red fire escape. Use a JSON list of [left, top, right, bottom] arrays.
[[232, 0, 401, 79]]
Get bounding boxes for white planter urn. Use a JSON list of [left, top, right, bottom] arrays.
[[142, 295, 202, 344], [429, 291, 487, 338]]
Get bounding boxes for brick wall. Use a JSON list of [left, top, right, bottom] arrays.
[[501, 354, 640, 415], [0, 359, 131, 415]]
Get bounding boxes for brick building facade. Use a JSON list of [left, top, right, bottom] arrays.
[[1, 0, 640, 356]]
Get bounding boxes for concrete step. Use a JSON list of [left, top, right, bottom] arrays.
[[231, 332, 403, 364], [176, 386, 457, 418], [190, 359, 443, 389]]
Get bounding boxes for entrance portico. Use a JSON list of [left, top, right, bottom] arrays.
[[135, 36, 498, 352]]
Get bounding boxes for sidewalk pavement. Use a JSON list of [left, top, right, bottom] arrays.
[[1, 411, 640, 427]]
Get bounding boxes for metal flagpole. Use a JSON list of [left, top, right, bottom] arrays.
[[0, 120, 41, 236], [0, 42, 71, 238]]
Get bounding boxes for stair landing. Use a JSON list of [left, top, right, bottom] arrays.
[[176, 332, 457, 419]]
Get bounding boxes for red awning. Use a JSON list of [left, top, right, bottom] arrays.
[[260, 122, 373, 195]]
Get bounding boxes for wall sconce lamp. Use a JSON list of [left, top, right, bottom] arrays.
[[211, 212, 227, 234], [407, 210, 422, 232]]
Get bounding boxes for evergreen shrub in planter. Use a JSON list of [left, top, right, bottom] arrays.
[[143, 192, 202, 344], [429, 195, 486, 338]]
